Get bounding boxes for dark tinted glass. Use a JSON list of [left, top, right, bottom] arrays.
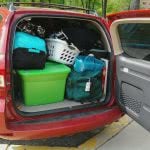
[[118, 23, 150, 59]]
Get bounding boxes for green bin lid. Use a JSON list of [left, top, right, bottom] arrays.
[[17, 62, 71, 76]]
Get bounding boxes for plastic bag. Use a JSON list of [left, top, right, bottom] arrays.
[[73, 54, 105, 73]]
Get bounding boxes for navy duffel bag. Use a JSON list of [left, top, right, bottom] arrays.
[[13, 48, 46, 69]]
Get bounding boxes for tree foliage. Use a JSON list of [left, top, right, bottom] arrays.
[[0, 0, 132, 15]]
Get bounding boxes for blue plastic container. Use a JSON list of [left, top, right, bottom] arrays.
[[73, 55, 105, 73], [14, 32, 47, 53]]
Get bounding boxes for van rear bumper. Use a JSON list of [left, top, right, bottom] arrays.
[[0, 106, 123, 140]]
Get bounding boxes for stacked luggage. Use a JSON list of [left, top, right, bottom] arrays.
[[13, 32, 47, 69], [13, 30, 105, 106]]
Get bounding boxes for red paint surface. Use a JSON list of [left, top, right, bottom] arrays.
[[1, 7, 148, 140], [1, 107, 123, 140], [107, 9, 150, 26]]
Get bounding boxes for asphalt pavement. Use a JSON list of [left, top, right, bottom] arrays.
[[0, 128, 102, 147]]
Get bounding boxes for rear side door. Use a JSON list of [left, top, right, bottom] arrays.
[[109, 10, 150, 131]]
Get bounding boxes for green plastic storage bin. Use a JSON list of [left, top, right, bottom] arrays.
[[17, 62, 71, 106]]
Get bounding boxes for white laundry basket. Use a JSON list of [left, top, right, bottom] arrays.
[[46, 38, 80, 65]]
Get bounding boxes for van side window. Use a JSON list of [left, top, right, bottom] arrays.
[[118, 23, 150, 60]]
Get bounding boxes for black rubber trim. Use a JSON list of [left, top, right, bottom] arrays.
[[12, 106, 116, 125]]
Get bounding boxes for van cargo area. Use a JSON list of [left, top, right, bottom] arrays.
[[12, 16, 111, 116]]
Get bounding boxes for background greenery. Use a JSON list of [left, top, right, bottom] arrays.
[[0, 0, 132, 15]]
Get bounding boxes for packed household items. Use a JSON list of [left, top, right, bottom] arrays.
[[66, 55, 105, 102], [13, 25, 105, 106], [46, 31, 80, 65], [13, 32, 47, 69], [17, 19, 46, 38], [17, 62, 70, 106]]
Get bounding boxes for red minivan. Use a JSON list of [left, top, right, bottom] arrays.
[[0, 1, 150, 140]]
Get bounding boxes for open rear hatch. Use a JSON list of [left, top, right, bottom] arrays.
[[11, 15, 112, 116]]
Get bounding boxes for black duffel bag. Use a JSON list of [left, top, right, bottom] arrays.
[[63, 27, 104, 50], [13, 48, 47, 69]]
